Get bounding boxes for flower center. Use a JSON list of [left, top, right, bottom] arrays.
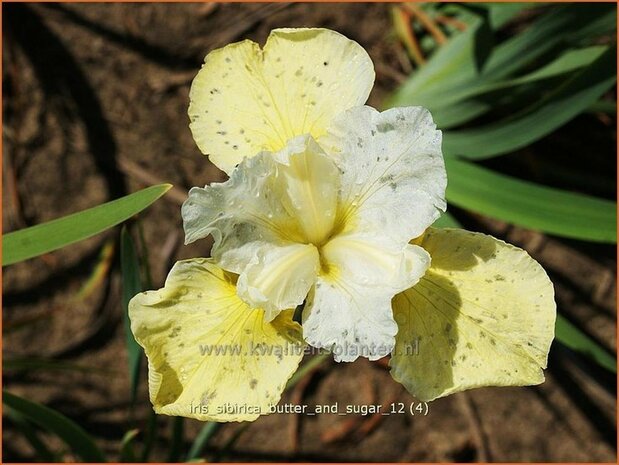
[[276, 137, 340, 246]]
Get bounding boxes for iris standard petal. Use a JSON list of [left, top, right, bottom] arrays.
[[188, 28, 374, 174], [322, 105, 447, 244]]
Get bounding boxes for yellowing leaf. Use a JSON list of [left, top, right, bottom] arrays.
[[390, 228, 556, 401], [129, 258, 304, 422]]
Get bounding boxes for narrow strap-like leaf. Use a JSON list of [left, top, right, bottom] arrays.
[[3, 184, 171, 266], [121, 227, 144, 413], [556, 314, 616, 373], [5, 407, 56, 462], [187, 422, 220, 461], [442, 46, 616, 158], [3, 391, 107, 462], [445, 158, 616, 243]]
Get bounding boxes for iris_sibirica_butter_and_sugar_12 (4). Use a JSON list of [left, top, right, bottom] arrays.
[[128, 28, 556, 422]]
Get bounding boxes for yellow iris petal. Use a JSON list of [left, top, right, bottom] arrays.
[[188, 28, 374, 174], [389, 228, 556, 401], [129, 258, 304, 422]]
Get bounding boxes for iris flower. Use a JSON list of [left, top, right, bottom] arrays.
[[129, 28, 555, 422]]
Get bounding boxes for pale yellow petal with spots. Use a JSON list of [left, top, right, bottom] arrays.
[[188, 28, 375, 174], [389, 228, 556, 401], [129, 258, 305, 422]]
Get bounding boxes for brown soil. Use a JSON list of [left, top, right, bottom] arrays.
[[2, 3, 617, 462]]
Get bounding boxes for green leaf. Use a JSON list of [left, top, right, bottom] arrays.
[[483, 3, 540, 29], [568, 5, 618, 43], [556, 314, 616, 373], [137, 220, 154, 288], [119, 429, 140, 462], [588, 99, 616, 114], [432, 211, 463, 229], [3, 391, 107, 462], [445, 158, 617, 243], [6, 407, 56, 462], [432, 45, 607, 128], [3, 184, 172, 266], [442, 46, 616, 158], [479, 4, 614, 81], [286, 353, 330, 389], [388, 4, 615, 109], [385, 8, 484, 105], [432, 99, 492, 129], [121, 227, 144, 411], [140, 411, 158, 462], [187, 422, 220, 461], [167, 417, 185, 462]]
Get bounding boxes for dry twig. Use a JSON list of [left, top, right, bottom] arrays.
[[457, 392, 493, 461], [117, 157, 187, 205], [402, 3, 448, 45]]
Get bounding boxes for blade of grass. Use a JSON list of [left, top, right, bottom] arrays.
[[3, 391, 107, 462], [3, 184, 171, 266], [286, 353, 330, 389], [137, 220, 154, 288], [434, 14, 468, 32], [387, 6, 482, 105], [121, 227, 144, 413], [394, 44, 609, 128], [187, 422, 221, 461], [76, 239, 116, 300], [479, 2, 538, 29], [475, 4, 615, 83], [445, 158, 616, 243], [588, 99, 616, 114], [119, 429, 140, 462], [212, 424, 250, 463], [556, 314, 616, 373]]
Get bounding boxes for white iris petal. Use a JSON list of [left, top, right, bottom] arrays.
[[182, 106, 446, 361]]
